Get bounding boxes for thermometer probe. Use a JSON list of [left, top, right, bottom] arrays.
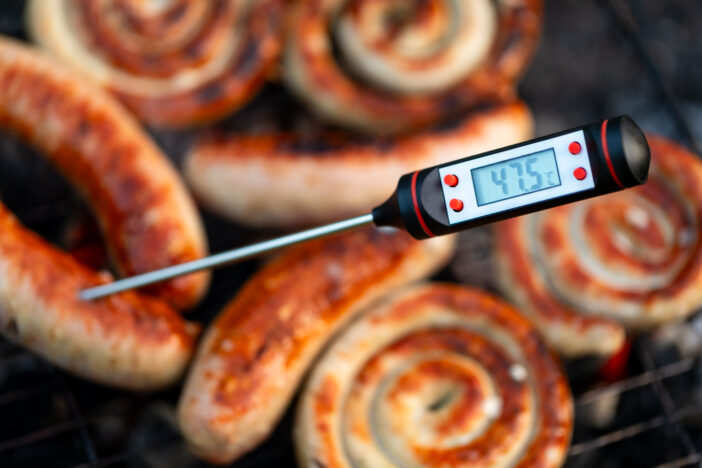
[[80, 115, 650, 301]]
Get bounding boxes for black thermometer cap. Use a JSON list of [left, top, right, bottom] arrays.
[[602, 115, 650, 187]]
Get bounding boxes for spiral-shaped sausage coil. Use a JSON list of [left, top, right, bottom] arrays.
[[178, 228, 455, 464], [495, 136, 702, 357], [296, 283, 572, 468], [283, 0, 542, 133], [27, 0, 284, 127]]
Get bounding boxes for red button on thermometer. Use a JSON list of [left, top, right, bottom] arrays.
[[443, 174, 459, 187], [449, 199, 464, 212], [80, 116, 650, 300]]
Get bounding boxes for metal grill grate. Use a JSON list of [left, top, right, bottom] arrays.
[[1, 0, 702, 466]]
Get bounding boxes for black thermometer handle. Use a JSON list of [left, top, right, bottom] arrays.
[[372, 115, 651, 239]]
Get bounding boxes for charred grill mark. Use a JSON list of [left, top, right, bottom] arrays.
[[284, 138, 347, 154], [185, 43, 204, 60], [197, 83, 224, 103], [427, 389, 456, 412], [166, 3, 188, 24], [254, 341, 269, 362], [5, 317, 18, 336], [235, 41, 260, 77], [188, 103, 525, 170]]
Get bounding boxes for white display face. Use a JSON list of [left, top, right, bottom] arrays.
[[471, 149, 561, 206], [438, 130, 595, 225]]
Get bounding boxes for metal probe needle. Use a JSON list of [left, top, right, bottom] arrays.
[[79, 213, 375, 301]]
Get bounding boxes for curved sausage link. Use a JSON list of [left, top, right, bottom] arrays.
[[495, 136, 702, 357], [0, 37, 209, 310], [283, 0, 542, 133], [296, 284, 573, 468], [178, 228, 456, 464], [185, 102, 532, 228], [27, 0, 285, 128], [0, 203, 199, 390]]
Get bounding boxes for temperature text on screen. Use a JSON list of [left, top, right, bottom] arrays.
[[471, 149, 561, 206]]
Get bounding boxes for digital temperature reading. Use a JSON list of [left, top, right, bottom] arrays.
[[471, 149, 561, 206]]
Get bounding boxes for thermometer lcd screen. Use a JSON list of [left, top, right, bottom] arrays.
[[471, 149, 561, 206]]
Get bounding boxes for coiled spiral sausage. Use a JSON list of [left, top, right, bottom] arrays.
[[0, 37, 209, 310], [296, 283, 573, 468], [495, 136, 702, 357], [27, 0, 285, 127], [0, 38, 204, 388], [178, 228, 455, 464], [185, 102, 532, 227], [283, 0, 542, 133]]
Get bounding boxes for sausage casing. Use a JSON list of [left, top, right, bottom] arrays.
[[178, 228, 455, 464], [0, 37, 209, 310]]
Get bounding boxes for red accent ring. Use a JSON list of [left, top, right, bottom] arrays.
[[411, 171, 435, 238], [601, 120, 625, 189]]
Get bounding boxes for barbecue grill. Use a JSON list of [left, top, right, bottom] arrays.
[[0, 0, 701, 467]]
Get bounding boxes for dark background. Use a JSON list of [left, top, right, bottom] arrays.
[[0, 0, 700, 467]]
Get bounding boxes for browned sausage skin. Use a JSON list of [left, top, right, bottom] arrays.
[[0, 37, 206, 388], [27, 0, 285, 128], [283, 0, 542, 133], [178, 228, 455, 464], [495, 136, 702, 357], [0, 37, 209, 310], [0, 203, 199, 390], [185, 102, 533, 228], [296, 284, 573, 468]]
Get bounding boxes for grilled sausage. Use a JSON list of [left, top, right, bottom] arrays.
[[178, 228, 455, 464], [495, 135, 702, 357], [185, 102, 532, 228], [296, 284, 573, 468], [27, 0, 285, 127], [0, 203, 199, 390], [0, 37, 209, 310], [283, 0, 542, 133]]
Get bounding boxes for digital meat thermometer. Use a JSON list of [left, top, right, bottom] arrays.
[[80, 115, 650, 301]]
